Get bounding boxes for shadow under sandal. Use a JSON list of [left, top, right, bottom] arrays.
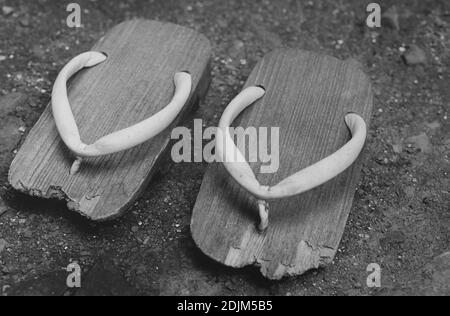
[[191, 49, 373, 280], [8, 20, 211, 220]]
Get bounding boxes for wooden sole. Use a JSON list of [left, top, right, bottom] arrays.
[[191, 49, 373, 280], [8, 20, 211, 220]]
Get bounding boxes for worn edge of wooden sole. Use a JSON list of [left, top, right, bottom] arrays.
[[8, 51, 212, 222]]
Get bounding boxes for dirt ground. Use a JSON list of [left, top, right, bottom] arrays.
[[0, 0, 449, 296]]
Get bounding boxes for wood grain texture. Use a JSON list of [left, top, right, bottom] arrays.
[[191, 49, 373, 280], [8, 20, 211, 220]]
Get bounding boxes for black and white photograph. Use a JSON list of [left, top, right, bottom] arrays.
[[0, 0, 448, 300]]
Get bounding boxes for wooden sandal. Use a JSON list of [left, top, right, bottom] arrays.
[[191, 49, 373, 279], [9, 20, 211, 220]]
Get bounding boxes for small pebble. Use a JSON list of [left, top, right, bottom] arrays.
[[426, 121, 441, 130], [403, 45, 427, 65], [2, 285, 11, 293], [407, 133, 432, 154], [2, 6, 14, 15], [393, 144, 402, 154], [20, 16, 31, 27], [228, 40, 245, 59]]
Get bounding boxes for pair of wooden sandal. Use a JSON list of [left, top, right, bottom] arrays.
[[8, 20, 373, 279]]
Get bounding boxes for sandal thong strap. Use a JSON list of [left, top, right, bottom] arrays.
[[216, 86, 367, 231], [52, 51, 192, 174]]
